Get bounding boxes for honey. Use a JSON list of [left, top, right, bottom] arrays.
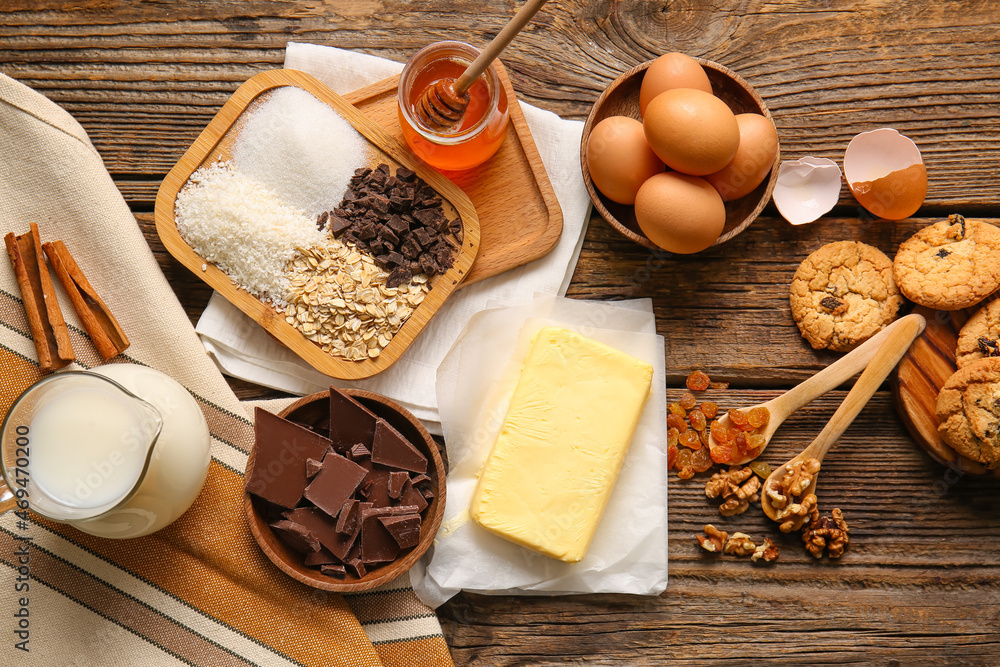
[[398, 41, 509, 171]]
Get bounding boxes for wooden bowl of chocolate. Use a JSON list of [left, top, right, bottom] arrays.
[[243, 387, 445, 591], [581, 56, 780, 251]]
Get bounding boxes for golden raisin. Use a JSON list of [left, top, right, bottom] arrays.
[[747, 433, 766, 452], [709, 381, 729, 390], [748, 406, 770, 429], [710, 419, 733, 442], [667, 442, 678, 470], [667, 427, 679, 448], [679, 430, 702, 450], [699, 429, 711, 448], [749, 460, 772, 479], [686, 370, 711, 392], [668, 402, 687, 418], [728, 409, 749, 429], [710, 444, 732, 464], [690, 447, 712, 472], [700, 401, 718, 419], [688, 409, 707, 432], [679, 392, 697, 411], [667, 413, 688, 433]]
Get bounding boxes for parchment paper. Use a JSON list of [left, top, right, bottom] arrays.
[[410, 294, 668, 607]]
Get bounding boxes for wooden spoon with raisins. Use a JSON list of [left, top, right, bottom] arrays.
[[708, 313, 927, 466]]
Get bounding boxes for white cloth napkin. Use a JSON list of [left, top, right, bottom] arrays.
[[196, 43, 590, 433]]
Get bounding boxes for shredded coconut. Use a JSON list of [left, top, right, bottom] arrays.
[[231, 86, 371, 218], [174, 161, 325, 307]]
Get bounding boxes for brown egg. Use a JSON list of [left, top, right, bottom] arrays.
[[643, 89, 740, 176], [639, 53, 713, 117], [586, 116, 664, 205], [634, 172, 726, 254], [705, 113, 779, 201]]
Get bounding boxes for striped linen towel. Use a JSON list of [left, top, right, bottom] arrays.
[[0, 71, 452, 666]]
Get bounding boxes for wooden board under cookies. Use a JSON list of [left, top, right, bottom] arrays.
[[342, 60, 563, 287], [893, 304, 1000, 477]]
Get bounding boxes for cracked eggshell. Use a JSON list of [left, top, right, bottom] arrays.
[[773, 157, 843, 225], [843, 128, 927, 220]]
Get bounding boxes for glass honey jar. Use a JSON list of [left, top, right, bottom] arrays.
[[398, 41, 510, 171]]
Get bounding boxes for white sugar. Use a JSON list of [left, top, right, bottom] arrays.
[[174, 161, 324, 307], [232, 86, 371, 218]]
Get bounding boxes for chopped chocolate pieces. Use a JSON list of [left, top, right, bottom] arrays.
[[329, 387, 378, 454], [397, 478, 429, 513], [380, 514, 421, 549], [305, 548, 338, 567], [270, 520, 321, 554], [305, 457, 324, 479], [386, 266, 413, 289], [303, 453, 368, 518], [321, 564, 347, 578], [320, 163, 460, 287], [372, 420, 428, 474], [336, 499, 361, 535], [247, 408, 332, 509], [260, 389, 435, 582], [388, 471, 409, 500]]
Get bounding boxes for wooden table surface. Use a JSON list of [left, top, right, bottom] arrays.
[[4, 0, 999, 663]]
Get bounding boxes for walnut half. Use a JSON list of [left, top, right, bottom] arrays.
[[696, 524, 728, 553], [723, 532, 756, 556], [802, 508, 850, 558], [705, 466, 761, 516], [751, 538, 779, 563]]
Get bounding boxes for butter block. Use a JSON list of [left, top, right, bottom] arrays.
[[470, 326, 654, 563]]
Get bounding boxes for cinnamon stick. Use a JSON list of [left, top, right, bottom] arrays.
[[42, 239, 129, 361], [4, 224, 74, 371]]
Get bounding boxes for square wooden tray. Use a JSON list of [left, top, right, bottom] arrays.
[[342, 60, 563, 286], [154, 69, 480, 380]]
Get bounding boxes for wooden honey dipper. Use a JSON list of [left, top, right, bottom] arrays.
[[415, 0, 548, 131]]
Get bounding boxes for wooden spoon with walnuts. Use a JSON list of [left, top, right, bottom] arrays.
[[761, 313, 926, 526], [710, 313, 927, 465]]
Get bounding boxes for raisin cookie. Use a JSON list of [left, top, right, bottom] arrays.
[[956, 298, 1000, 368], [893, 214, 1000, 310], [936, 357, 1000, 469], [790, 241, 904, 352]]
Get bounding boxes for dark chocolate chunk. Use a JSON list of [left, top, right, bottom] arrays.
[[350, 442, 371, 460], [360, 506, 421, 564], [304, 452, 368, 518], [400, 238, 422, 260], [449, 218, 462, 236], [386, 266, 413, 289], [387, 214, 409, 235], [412, 227, 434, 248], [345, 556, 367, 579], [327, 215, 352, 235], [419, 253, 441, 276], [320, 564, 347, 578], [304, 547, 338, 567], [247, 408, 333, 509], [361, 468, 394, 508], [387, 471, 408, 499], [328, 387, 378, 454], [285, 506, 359, 561], [371, 420, 427, 474], [379, 226, 399, 246], [397, 478, 428, 513], [270, 519, 321, 554], [387, 251, 405, 267], [335, 499, 362, 535], [978, 336, 1000, 357], [379, 514, 421, 549], [357, 222, 377, 240], [396, 166, 416, 182], [305, 457, 324, 479], [410, 473, 431, 487]]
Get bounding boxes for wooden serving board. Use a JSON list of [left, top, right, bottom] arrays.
[[893, 304, 1000, 476], [154, 69, 479, 380], [342, 60, 563, 287]]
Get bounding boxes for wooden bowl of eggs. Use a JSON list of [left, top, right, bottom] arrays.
[[581, 54, 780, 253]]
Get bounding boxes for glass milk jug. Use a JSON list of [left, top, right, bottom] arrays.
[[0, 365, 211, 538]]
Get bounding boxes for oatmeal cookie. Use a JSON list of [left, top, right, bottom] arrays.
[[956, 298, 1000, 368], [789, 241, 904, 352], [936, 357, 1000, 469], [893, 214, 1000, 310]]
